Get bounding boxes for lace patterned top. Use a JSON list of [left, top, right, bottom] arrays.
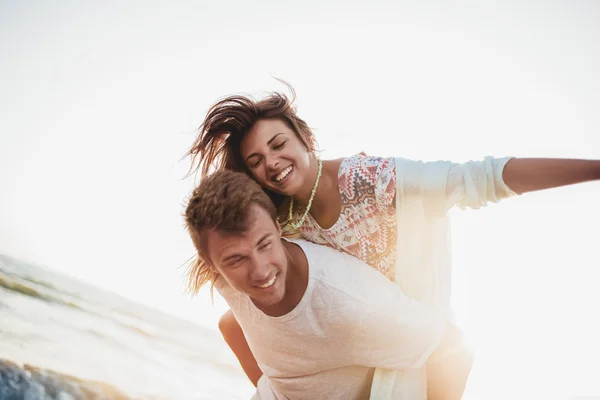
[[297, 153, 397, 280]]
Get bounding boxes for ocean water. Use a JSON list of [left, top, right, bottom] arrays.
[[0, 253, 254, 400]]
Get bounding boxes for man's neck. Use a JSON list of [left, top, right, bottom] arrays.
[[271, 240, 309, 316]]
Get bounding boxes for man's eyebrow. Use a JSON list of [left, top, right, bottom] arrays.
[[256, 233, 273, 246], [245, 133, 285, 161], [219, 233, 273, 263]]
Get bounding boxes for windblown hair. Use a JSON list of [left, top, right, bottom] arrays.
[[184, 170, 277, 295], [185, 81, 317, 209]]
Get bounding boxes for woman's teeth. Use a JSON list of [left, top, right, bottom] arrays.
[[258, 275, 277, 288], [274, 166, 292, 183]]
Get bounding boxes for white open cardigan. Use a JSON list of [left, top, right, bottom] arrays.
[[370, 156, 517, 399]]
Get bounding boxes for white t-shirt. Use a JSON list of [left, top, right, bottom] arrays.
[[216, 240, 445, 400]]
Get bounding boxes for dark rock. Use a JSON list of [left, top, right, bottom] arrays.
[[0, 359, 133, 400]]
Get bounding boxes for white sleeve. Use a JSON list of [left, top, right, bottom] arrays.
[[395, 156, 517, 217]]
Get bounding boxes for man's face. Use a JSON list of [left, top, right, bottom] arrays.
[[206, 204, 289, 314]]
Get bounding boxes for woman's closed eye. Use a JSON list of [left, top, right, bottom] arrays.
[[248, 157, 262, 169], [272, 141, 286, 150]]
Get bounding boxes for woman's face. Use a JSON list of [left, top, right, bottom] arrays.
[[240, 118, 312, 196]]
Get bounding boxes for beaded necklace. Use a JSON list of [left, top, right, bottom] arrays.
[[287, 158, 323, 230]]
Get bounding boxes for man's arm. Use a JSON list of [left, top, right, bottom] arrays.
[[503, 158, 600, 194], [219, 309, 263, 387], [425, 323, 473, 400], [335, 257, 471, 398], [351, 303, 471, 399]]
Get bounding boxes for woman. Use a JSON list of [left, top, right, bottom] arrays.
[[185, 83, 600, 399]]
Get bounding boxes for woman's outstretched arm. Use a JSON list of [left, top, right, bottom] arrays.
[[395, 156, 600, 216], [218, 309, 263, 387], [502, 158, 600, 194]]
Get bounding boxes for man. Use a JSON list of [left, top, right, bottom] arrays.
[[184, 170, 471, 399]]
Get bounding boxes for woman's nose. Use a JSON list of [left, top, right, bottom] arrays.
[[265, 155, 279, 171]]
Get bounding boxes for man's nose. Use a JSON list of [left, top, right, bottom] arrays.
[[249, 257, 271, 282]]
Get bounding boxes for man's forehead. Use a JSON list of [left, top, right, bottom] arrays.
[[205, 230, 244, 262], [207, 228, 261, 250], [208, 228, 249, 244]]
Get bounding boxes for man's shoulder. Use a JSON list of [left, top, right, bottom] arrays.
[[290, 239, 395, 301], [288, 238, 364, 273]]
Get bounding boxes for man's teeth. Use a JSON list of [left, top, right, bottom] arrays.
[[258, 275, 277, 288], [274, 166, 292, 182]]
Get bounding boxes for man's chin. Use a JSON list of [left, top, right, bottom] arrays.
[[250, 293, 285, 313], [251, 295, 281, 307]]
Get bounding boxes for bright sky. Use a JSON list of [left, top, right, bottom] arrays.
[[1, 1, 599, 398]]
